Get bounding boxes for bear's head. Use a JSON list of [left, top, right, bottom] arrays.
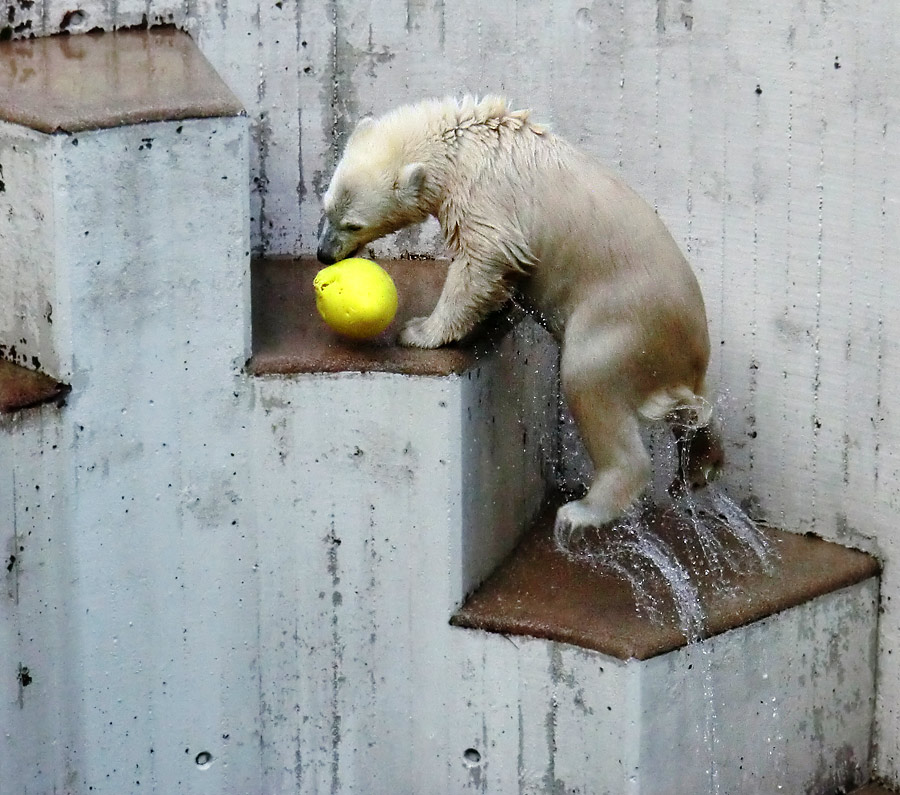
[[317, 117, 429, 264]]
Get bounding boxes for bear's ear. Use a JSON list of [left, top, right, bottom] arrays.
[[397, 162, 426, 201], [349, 116, 375, 141]]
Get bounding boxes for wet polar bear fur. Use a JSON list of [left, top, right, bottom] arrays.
[[318, 96, 723, 533]]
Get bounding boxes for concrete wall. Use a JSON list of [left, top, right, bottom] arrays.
[[1, 106, 257, 793], [6, 0, 900, 783]]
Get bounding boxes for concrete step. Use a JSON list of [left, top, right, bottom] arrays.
[[450, 499, 880, 793], [0, 27, 247, 383], [249, 256, 524, 376], [853, 785, 900, 795], [0, 359, 68, 414], [453, 497, 879, 658], [0, 28, 256, 795], [250, 258, 558, 610]]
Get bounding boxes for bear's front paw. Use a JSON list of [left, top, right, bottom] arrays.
[[397, 316, 444, 349]]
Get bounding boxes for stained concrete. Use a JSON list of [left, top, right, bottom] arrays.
[[0, 28, 244, 133]]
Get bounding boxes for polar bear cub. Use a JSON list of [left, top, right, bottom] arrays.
[[317, 96, 722, 533]]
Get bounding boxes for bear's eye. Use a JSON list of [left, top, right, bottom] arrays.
[[343, 223, 364, 233]]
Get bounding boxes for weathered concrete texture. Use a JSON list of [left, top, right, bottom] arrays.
[[453, 499, 880, 659], [637, 579, 878, 794], [0, 29, 244, 133], [53, 118, 252, 375], [0, 120, 59, 378], [0, 359, 68, 413], [0, 405, 70, 794]]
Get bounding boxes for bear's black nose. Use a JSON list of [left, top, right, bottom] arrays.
[[317, 247, 336, 265]]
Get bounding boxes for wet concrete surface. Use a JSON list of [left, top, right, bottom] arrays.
[[452, 496, 881, 661], [249, 257, 521, 376], [0, 359, 69, 413], [0, 27, 244, 133]]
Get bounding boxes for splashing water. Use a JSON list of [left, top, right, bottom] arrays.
[[555, 496, 709, 639], [554, 483, 777, 641], [554, 404, 777, 632], [621, 508, 706, 640]]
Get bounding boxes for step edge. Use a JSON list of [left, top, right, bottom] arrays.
[[0, 358, 70, 414]]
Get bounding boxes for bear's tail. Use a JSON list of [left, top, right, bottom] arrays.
[[642, 386, 724, 490], [638, 385, 713, 429]]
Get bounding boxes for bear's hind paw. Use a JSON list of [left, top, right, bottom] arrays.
[[553, 499, 618, 553]]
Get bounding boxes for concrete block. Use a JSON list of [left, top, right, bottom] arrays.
[[250, 314, 558, 793], [0, 28, 258, 795], [451, 502, 879, 794], [450, 578, 877, 795], [0, 29, 248, 381]]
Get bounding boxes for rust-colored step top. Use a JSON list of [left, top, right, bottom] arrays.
[[0, 359, 69, 413], [452, 497, 880, 661], [853, 785, 899, 795], [0, 27, 243, 134], [249, 257, 519, 377]]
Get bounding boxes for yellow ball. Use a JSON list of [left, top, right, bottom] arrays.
[[313, 258, 399, 340]]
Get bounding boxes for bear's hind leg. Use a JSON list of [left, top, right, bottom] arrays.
[[555, 384, 651, 541]]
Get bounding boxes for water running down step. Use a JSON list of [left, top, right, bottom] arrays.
[[452, 495, 879, 659]]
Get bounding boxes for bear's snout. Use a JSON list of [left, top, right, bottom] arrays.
[[317, 245, 337, 265], [317, 219, 343, 264]]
